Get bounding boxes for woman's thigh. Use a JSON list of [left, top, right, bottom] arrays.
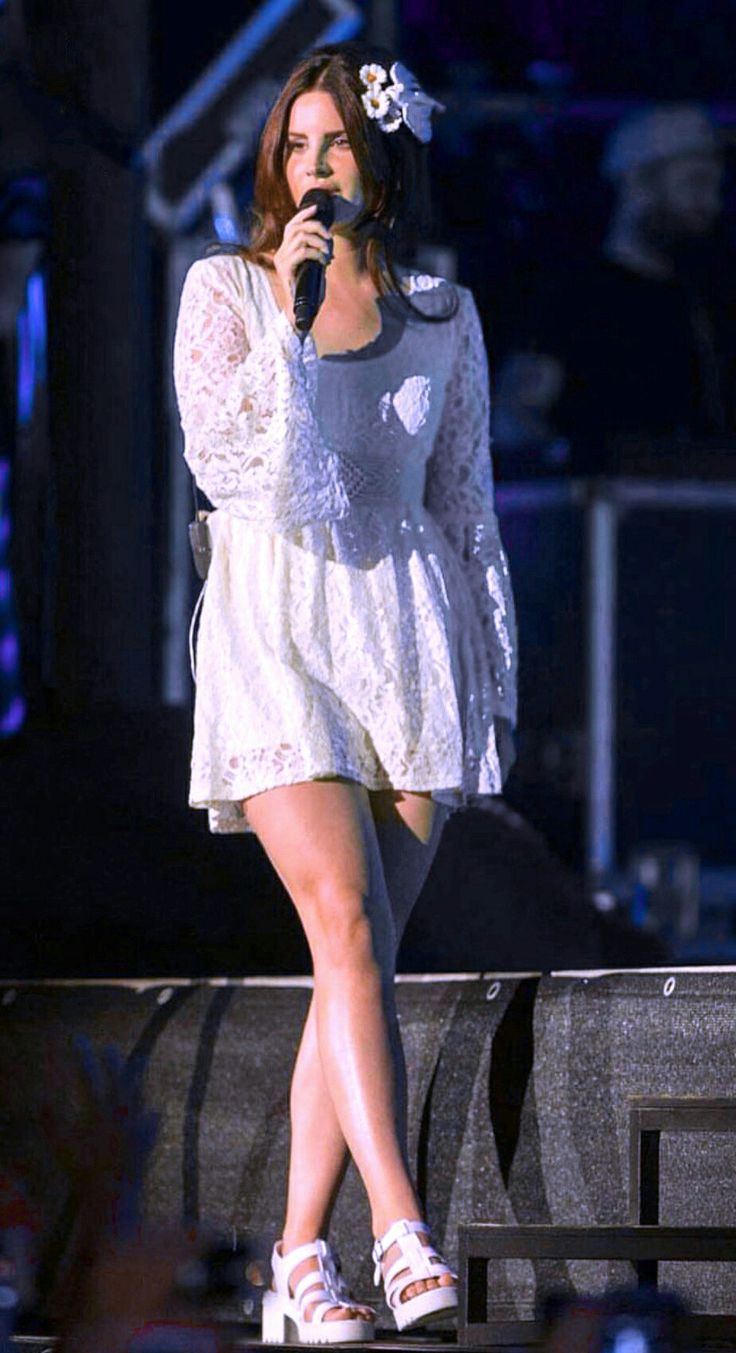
[[244, 778, 395, 966], [368, 790, 449, 941]]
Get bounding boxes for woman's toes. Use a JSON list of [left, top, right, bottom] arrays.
[[325, 1305, 364, 1322]]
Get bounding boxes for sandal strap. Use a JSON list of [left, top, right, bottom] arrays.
[[387, 1239, 454, 1309], [273, 1237, 332, 1287], [371, 1219, 457, 1307], [371, 1219, 429, 1286], [294, 1269, 333, 1307], [384, 1242, 441, 1289], [306, 1300, 333, 1325], [272, 1238, 373, 1321]]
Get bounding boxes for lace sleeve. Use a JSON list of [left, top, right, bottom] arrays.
[[424, 287, 517, 724], [173, 256, 348, 530]]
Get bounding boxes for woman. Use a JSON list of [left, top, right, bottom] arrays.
[[173, 41, 517, 1343]]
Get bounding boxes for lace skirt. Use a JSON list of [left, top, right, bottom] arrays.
[[189, 506, 514, 833]]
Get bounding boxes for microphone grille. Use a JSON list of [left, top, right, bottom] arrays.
[[298, 188, 335, 227]]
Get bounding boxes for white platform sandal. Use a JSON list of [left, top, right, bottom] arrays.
[[372, 1219, 458, 1332], [262, 1238, 375, 1344]]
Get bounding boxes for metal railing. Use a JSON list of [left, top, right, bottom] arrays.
[[496, 477, 736, 887]]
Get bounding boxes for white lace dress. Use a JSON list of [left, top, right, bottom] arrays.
[[173, 253, 517, 833]]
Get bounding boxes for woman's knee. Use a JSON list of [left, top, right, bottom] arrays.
[[305, 879, 393, 976]]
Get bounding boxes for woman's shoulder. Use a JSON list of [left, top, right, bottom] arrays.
[[395, 268, 477, 325], [182, 249, 273, 311], [397, 267, 454, 307]]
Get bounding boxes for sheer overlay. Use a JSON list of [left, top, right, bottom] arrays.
[[173, 254, 517, 832]]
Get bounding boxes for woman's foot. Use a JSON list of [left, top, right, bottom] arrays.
[[263, 1238, 375, 1344], [372, 1219, 458, 1331], [283, 1241, 374, 1324]]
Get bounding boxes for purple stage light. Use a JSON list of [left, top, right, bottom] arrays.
[[0, 633, 19, 672], [0, 696, 25, 736]]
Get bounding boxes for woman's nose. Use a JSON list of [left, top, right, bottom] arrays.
[[309, 145, 332, 178]]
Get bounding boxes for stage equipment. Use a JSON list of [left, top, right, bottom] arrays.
[[2, 970, 736, 1331], [156, 0, 361, 702], [140, 0, 361, 234], [458, 1224, 736, 1346], [497, 476, 736, 891]]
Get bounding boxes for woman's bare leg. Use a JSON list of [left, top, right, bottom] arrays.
[[283, 793, 446, 1222], [361, 792, 454, 1304], [246, 779, 438, 1313], [365, 790, 449, 1155], [252, 784, 448, 1308]]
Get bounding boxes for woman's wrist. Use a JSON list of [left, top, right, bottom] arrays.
[[273, 272, 295, 328], [272, 304, 306, 356]]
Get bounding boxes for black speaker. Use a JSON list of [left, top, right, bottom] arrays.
[[0, 975, 529, 1321], [2, 971, 734, 1326], [501, 969, 736, 1319]]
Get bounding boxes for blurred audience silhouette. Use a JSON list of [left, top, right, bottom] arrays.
[[494, 102, 736, 477], [0, 1037, 239, 1353], [543, 1288, 690, 1353]]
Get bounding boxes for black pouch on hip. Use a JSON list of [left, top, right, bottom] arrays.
[[188, 477, 212, 580]]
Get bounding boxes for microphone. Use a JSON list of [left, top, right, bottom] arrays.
[[294, 188, 335, 334]]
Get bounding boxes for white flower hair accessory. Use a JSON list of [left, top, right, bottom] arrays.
[[358, 60, 444, 144]]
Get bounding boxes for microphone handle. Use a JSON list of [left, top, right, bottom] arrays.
[[293, 188, 335, 334], [293, 258, 326, 335]]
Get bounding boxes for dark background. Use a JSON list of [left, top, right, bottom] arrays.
[[1, 0, 734, 977]]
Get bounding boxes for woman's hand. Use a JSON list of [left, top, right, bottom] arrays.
[[273, 203, 332, 329]]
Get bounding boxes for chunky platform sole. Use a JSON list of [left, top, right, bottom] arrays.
[[393, 1283, 458, 1332], [262, 1287, 375, 1344]]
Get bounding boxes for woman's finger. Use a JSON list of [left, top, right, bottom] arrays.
[[287, 230, 332, 253], [294, 246, 332, 264], [284, 218, 331, 245], [285, 203, 319, 228]]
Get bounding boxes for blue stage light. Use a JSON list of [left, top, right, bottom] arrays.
[[213, 213, 241, 243], [1, 269, 45, 738], [16, 270, 47, 427]]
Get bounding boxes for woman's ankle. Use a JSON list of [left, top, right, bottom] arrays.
[[281, 1228, 326, 1254], [372, 1209, 425, 1241]]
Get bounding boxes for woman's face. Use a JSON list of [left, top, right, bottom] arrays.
[[284, 89, 363, 214]]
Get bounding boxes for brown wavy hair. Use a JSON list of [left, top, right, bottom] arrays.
[[237, 40, 454, 317]]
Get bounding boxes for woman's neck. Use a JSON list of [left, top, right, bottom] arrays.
[[329, 230, 369, 282]]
